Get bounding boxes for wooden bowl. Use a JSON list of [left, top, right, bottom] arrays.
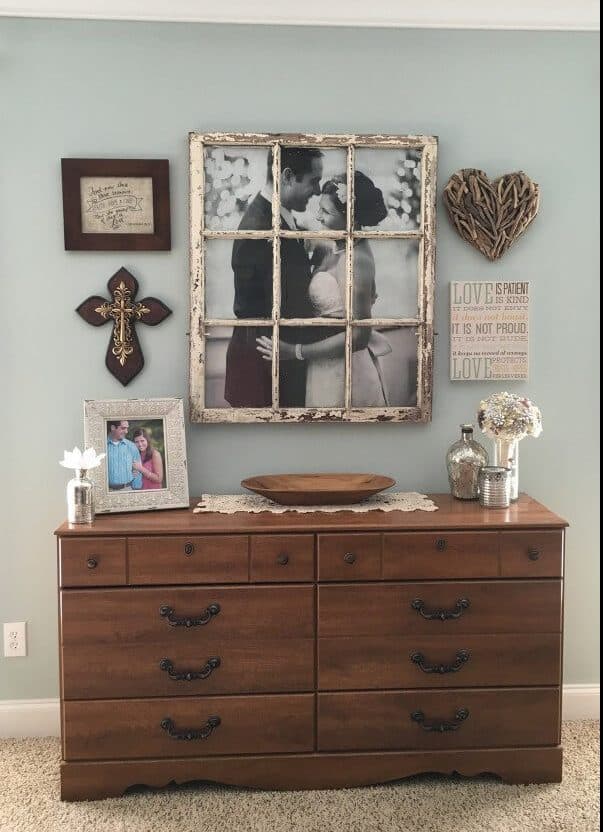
[[240, 473, 396, 506]]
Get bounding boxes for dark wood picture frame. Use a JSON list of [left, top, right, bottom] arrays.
[[61, 158, 171, 251]]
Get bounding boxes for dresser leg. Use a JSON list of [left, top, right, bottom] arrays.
[[61, 763, 135, 801], [493, 746, 563, 784]]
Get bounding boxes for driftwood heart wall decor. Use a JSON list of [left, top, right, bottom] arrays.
[[443, 169, 540, 261]]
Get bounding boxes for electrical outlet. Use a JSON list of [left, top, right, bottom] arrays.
[[3, 622, 27, 657]]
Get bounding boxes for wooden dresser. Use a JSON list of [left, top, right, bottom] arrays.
[[55, 493, 567, 801]]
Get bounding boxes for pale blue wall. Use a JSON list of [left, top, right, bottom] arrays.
[[0, 18, 599, 698]]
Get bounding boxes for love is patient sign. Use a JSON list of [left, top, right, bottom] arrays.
[[450, 281, 529, 381]]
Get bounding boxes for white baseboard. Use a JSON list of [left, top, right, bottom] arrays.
[[0, 698, 61, 738], [562, 684, 600, 721], [0, 686, 599, 738]]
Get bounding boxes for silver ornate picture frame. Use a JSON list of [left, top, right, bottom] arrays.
[[189, 132, 438, 423], [84, 397, 189, 514]]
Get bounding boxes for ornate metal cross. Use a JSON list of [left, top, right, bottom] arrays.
[[77, 267, 172, 385]]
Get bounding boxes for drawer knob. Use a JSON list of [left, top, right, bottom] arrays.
[[183, 542, 195, 556], [86, 557, 98, 569], [277, 553, 289, 566], [159, 656, 221, 682], [411, 649, 470, 674], [411, 598, 470, 621], [160, 715, 221, 741], [344, 552, 356, 565], [411, 708, 469, 732], [435, 538, 447, 551], [528, 548, 541, 561], [159, 603, 221, 628]]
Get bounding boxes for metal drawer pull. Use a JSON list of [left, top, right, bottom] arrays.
[[160, 715, 221, 741], [528, 548, 541, 561], [411, 649, 470, 674], [159, 656, 221, 681], [159, 603, 221, 627], [435, 538, 447, 551], [411, 598, 470, 621], [277, 553, 289, 566], [411, 708, 469, 732], [86, 557, 98, 569], [344, 552, 356, 564], [183, 542, 195, 556]]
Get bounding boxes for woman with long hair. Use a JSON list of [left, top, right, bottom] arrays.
[[132, 428, 164, 490]]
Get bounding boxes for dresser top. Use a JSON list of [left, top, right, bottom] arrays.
[[55, 493, 567, 536]]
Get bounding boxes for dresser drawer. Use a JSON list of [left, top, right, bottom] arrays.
[[59, 538, 126, 587], [318, 688, 560, 752], [128, 535, 249, 584], [319, 633, 562, 690], [61, 585, 314, 645], [319, 581, 562, 636], [62, 638, 315, 699], [500, 531, 563, 577], [318, 534, 381, 581], [250, 535, 315, 582], [383, 532, 499, 579], [63, 694, 315, 760]]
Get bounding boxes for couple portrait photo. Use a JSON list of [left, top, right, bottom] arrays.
[[106, 418, 166, 491], [195, 136, 431, 419]]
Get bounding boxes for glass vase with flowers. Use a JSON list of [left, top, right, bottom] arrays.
[[477, 393, 542, 501]]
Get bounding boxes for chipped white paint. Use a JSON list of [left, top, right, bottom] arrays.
[[189, 132, 437, 423]]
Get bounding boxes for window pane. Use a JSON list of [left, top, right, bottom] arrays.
[[353, 238, 419, 320], [352, 326, 418, 407], [279, 325, 345, 408], [206, 238, 273, 320], [355, 148, 422, 232], [204, 146, 271, 231], [205, 325, 272, 408], [286, 147, 348, 232], [281, 238, 347, 320]]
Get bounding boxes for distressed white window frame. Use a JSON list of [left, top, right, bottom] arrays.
[[189, 132, 437, 423]]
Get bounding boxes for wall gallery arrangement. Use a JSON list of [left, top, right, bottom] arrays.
[[58, 139, 543, 510]]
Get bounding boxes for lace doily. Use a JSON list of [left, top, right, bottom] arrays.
[[193, 492, 438, 514]]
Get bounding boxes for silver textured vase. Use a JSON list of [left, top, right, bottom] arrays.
[[446, 424, 489, 500], [66, 469, 95, 524], [492, 439, 519, 501]]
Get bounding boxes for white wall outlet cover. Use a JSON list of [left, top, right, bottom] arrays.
[[3, 622, 27, 657]]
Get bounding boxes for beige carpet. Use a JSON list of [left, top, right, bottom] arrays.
[[0, 722, 599, 832]]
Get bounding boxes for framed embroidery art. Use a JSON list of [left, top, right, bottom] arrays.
[[189, 132, 438, 423], [61, 158, 171, 250]]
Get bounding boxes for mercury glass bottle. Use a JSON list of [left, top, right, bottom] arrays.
[[66, 469, 95, 524], [446, 424, 489, 500]]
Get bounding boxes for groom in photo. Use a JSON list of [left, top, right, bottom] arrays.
[[224, 147, 325, 408], [106, 420, 143, 491]]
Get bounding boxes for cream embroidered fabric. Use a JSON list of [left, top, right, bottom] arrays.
[[193, 492, 438, 514]]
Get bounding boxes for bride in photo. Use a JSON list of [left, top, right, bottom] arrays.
[[256, 170, 392, 407]]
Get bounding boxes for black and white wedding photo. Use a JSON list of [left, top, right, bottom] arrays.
[[190, 133, 436, 422]]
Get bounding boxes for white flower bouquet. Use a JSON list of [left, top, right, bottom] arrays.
[[477, 392, 542, 442], [59, 447, 105, 474], [477, 393, 542, 502]]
